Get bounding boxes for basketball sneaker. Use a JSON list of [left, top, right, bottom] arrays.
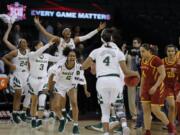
[[58, 117, 67, 132], [72, 124, 80, 135], [12, 112, 21, 124]]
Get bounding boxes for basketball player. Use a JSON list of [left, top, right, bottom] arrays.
[[162, 44, 177, 125], [34, 16, 105, 118], [140, 43, 176, 135], [82, 28, 139, 135], [2, 32, 29, 124], [48, 47, 90, 134], [27, 38, 59, 128]]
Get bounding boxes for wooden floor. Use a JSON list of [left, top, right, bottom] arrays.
[[0, 120, 179, 135]]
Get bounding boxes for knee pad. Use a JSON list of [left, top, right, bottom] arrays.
[[112, 100, 126, 121], [38, 94, 47, 111]]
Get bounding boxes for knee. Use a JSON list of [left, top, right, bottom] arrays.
[[71, 100, 78, 108], [169, 103, 175, 111], [151, 105, 161, 115], [101, 115, 110, 123]]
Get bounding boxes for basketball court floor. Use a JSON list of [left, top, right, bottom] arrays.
[[0, 120, 179, 135]]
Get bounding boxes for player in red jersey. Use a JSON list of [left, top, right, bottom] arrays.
[[140, 43, 176, 135], [162, 44, 177, 125]]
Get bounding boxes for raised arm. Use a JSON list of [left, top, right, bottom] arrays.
[[29, 41, 54, 58], [74, 22, 106, 44], [3, 23, 17, 50], [82, 57, 94, 70], [34, 16, 60, 43]]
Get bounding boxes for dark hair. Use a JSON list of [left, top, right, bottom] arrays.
[[101, 28, 112, 43], [111, 28, 122, 48], [141, 43, 159, 55], [63, 47, 80, 59], [165, 44, 177, 54], [133, 37, 142, 44], [31, 40, 41, 51]]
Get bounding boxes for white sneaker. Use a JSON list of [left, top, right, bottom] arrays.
[[123, 127, 130, 135]]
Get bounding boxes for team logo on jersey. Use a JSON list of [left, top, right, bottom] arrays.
[[39, 55, 44, 59], [76, 71, 80, 75], [7, 2, 26, 20]]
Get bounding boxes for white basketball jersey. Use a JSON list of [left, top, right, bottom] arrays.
[[12, 49, 29, 73], [54, 64, 75, 87], [29, 53, 49, 78], [89, 42, 125, 77], [55, 38, 75, 57]]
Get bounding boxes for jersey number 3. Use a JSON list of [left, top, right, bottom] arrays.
[[103, 56, 110, 66]]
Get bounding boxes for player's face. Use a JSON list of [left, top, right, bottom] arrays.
[[167, 47, 176, 58], [67, 51, 76, 63], [133, 40, 141, 48], [19, 39, 28, 49], [35, 41, 44, 50], [140, 47, 150, 58], [62, 28, 71, 38]]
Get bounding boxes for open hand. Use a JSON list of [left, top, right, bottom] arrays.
[[98, 22, 106, 31]]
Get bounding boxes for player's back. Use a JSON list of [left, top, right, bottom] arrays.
[[91, 44, 125, 77]]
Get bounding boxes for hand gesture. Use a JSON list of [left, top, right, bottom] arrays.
[[34, 16, 40, 24], [97, 22, 106, 31]]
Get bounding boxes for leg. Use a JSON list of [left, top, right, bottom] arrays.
[[100, 103, 111, 134], [166, 96, 176, 124], [30, 94, 38, 128], [142, 102, 152, 133], [68, 88, 79, 122], [53, 93, 64, 119], [127, 86, 137, 120], [37, 93, 47, 119], [151, 104, 176, 133]]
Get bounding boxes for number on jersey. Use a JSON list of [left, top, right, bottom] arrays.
[[103, 56, 110, 66], [39, 64, 44, 70], [20, 61, 28, 66]]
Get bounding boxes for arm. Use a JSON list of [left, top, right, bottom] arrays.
[[74, 22, 106, 44], [82, 57, 94, 70], [28, 42, 53, 58], [126, 54, 132, 69], [153, 65, 166, 89], [83, 84, 91, 98], [2, 50, 17, 69], [34, 16, 60, 43], [3, 23, 17, 50], [119, 61, 139, 77], [48, 55, 61, 63]]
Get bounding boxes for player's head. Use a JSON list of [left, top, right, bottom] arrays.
[[62, 28, 71, 38], [140, 43, 157, 58], [101, 28, 112, 44], [32, 41, 44, 51], [63, 47, 80, 63], [18, 38, 28, 50], [133, 37, 142, 48], [165, 44, 176, 58]]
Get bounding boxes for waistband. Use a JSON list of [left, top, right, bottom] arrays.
[[97, 74, 120, 78]]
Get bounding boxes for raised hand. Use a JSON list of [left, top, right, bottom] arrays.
[[34, 16, 40, 24], [97, 22, 106, 31]]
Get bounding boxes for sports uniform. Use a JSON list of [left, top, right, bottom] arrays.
[[141, 55, 166, 105]]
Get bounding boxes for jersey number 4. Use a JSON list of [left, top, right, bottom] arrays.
[[103, 56, 110, 66]]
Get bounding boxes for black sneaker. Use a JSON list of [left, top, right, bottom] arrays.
[[58, 118, 67, 132], [12, 113, 21, 124], [49, 111, 55, 118], [36, 119, 43, 129], [31, 119, 36, 128], [72, 125, 80, 135], [19, 112, 26, 122]]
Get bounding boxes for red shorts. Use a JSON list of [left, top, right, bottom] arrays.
[[141, 86, 165, 105], [175, 82, 180, 97]]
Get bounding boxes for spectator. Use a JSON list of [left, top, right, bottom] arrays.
[[11, 24, 23, 47]]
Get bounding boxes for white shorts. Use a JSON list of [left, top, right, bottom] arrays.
[[54, 83, 75, 97], [9, 71, 29, 94], [96, 76, 124, 105], [27, 75, 48, 95]]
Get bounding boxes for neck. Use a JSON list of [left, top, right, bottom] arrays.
[[64, 37, 70, 42], [167, 56, 175, 62], [65, 61, 75, 69]]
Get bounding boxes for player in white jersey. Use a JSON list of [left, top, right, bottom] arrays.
[[82, 28, 139, 135], [2, 22, 31, 124], [34, 16, 105, 118], [27, 38, 60, 128], [48, 47, 90, 134]]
